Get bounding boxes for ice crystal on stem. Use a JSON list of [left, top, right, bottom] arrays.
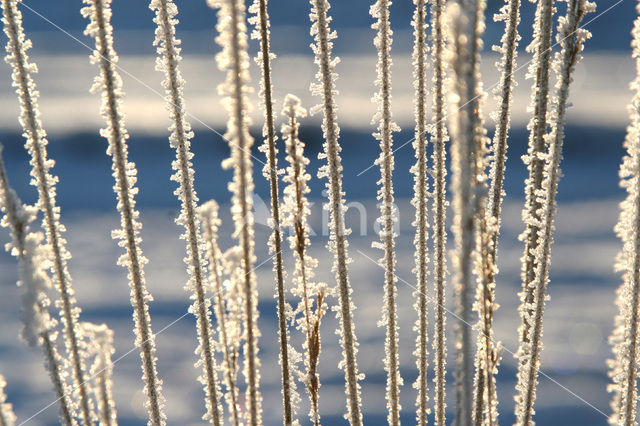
[[82, 323, 117, 426], [82, 0, 166, 423], [0, 375, 16, 426], [1, 1, 92, 422], [308, 0, 363, 423]]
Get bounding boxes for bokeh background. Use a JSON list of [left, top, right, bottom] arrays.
[[0, 0, 635, 424]]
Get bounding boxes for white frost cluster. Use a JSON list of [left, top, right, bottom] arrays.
[[308, 0, 363, 423], [0, 375, 16, 426], [208, 0, 262, 423], [0, 148, 77, 425], [199, 200, 244, 425], [149, 1, 224, 423], [82, 323, 117, 426], [82, 0, 166, 423]]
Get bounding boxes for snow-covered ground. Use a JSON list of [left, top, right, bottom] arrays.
[[0, 196, 622, 425]]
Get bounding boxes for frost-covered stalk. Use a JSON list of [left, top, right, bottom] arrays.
[[1, 1, 92, 422], [281, 94, 329, 426], [609, 6, 640, 424], [247, 0, 294, 423], [0, 149, 77, 426], [149, 1, 223, 423], [82, 1, 166, 424], [445, 0, 487, 423], [427, 0, 450, 421], [199, 201, 241, 426], [0, 375, 15, 426], [471, 1, 521, 423], [82, 324, 117, 426], [309, 0, 363, 423], [369, 1, 402, 424], [208, 0, 262, 423], [410, 1, 431, 423], [514, 1, 593, 423], [517, 0, 555, 352], [471, 199, 499, 426], [487, 0, 521, 247]]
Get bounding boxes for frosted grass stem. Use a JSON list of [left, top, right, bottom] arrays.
[[208, 0, 262, 422], [370, 0, 402, 424], [247, 0, 294, 423], [0, 148, 77, 426], [1, 1, 92, 422], [428, 0, 450, 421], [82, 0, 166, 423], [309, 0, 363, 422], [514, 0, 593, 423], [149, 1, 223, 423], [410, 1, 430, 423]]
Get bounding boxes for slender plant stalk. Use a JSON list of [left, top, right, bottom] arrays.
[[82, 323, 117, 426], [609, 5, 640, 424], [281, 94, 328, 426], [428, 0, 450, 421], [208, 0, 262, 423], [247, 0, 294, 423], [200, 201, 241, 426], [517, 0, 555, 354], [82, 1, 166, 423], [309, 0, 363, 423], [0, 375, 16, 426], [0, 149, 77, 426], [514, 0, 593, 423], [1, 1, 93, 422], [445, 0, 487, 423], [149, 1, 223, 423], [471, 0, 521, 421], [410, 1, 430, 423], [487, 0, 521, 241], [369, 0, 402, 424]]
